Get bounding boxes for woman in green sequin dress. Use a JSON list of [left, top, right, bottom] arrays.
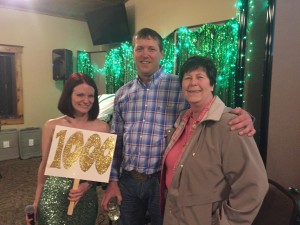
[[26, 73, 110, 225]]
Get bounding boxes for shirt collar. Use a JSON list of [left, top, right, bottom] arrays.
[[182, 109, 193, 122], [182, 96, 217, 123], [136, 67, 164, 87]]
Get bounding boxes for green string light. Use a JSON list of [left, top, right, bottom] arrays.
[[77, 50, 104, 79]]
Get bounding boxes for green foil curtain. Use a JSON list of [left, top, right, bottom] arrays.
[[78, 18, 239, 107]]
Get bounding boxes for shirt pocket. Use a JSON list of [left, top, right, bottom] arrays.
[[177, 193, 223, 225], [178, 192, 220, 207]]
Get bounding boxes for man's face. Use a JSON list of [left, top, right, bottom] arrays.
[[133, 37, 164, 81]]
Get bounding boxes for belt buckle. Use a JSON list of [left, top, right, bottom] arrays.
[[131, 170, 147, 181]]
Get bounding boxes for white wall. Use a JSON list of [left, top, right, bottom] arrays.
[[0, 7, 99, 130], [126, 0, 237, 37]]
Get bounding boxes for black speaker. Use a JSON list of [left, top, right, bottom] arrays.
[[52, 49, 73, 80]]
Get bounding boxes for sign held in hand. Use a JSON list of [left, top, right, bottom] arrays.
[[45, 125, 117, 183]]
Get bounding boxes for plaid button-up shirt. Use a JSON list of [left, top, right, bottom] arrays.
[[110, 68, 189, 181]]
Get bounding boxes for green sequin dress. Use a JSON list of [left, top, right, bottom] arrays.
[[37, 176, 98, 225]]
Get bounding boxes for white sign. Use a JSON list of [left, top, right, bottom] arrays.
[[44, 125, 117, 183]]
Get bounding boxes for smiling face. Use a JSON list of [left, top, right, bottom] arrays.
[[133, 36, 164, 83], [71, 83, 95, 116], [182, 67, 214, 109]]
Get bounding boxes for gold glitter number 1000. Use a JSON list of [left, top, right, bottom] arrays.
[[49, 130, 115, 174]]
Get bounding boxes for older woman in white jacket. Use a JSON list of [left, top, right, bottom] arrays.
[[160, 56, 268, 225]]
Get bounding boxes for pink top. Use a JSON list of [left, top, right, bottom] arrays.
[[165, 117, 195, 189], [164, 96, 216, 190]]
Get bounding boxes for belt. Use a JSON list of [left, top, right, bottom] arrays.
[[126, 170, 161, 181]]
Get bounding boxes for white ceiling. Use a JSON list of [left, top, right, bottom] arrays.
[[0, 0, 127, 21]]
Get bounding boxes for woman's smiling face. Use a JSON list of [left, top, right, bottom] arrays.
[[182, 67, 214, 107], [71, 83, 95, 116]]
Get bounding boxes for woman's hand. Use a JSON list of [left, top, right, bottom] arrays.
[[229, 107, 256, 136], [25, 203, 37, 225], [68, 181, 93, 207], [25, 213, 35, 225]]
